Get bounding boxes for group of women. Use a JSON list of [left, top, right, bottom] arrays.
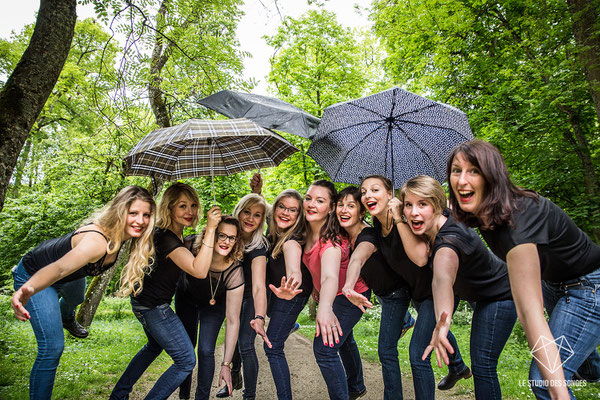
[[10, 139, 600, 400]]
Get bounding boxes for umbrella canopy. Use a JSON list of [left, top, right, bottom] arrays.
[[307, 87, 473, 188], [197, 90, 321, 139], [124, 118, 298, 182]]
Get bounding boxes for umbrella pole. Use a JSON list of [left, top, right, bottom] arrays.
[[210, 138, 216, 204]]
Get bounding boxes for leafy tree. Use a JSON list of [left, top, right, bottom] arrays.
[[371, 0, 600, 240]]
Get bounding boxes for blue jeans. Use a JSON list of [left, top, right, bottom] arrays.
[[410, 299, 467, 400], [469, 300, 517, 399], [529, 268, 600, 399], [237, 293, 259, 399], [12, 261, 86, 400], [264, 293, 309, 400], [377, 287, 413, 400], [175, 290, 226, 400], [110, 301, 196, 400], [313, 291, 370, 400]]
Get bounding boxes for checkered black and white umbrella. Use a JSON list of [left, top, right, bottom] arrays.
[[124, 118, 297, 198], [307, 87, 473, 188]]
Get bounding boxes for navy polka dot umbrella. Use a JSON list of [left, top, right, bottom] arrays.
[[307, 87, 473, 188]]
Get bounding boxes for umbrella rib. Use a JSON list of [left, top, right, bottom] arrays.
[[390, 120, 443, 178], [395, 119, 471, 140], [324, 119, 386, 136], [332, 120, 388, 179]]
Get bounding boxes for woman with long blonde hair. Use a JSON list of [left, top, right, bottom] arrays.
[[11, 185, 156, 400], [111, 182, 220, 400]]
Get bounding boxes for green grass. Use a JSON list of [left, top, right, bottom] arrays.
[[297, 302, 600, 399], [1, 296, 599, 399]]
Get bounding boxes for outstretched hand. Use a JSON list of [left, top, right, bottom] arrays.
[[269, 276, 303, 300], [315, 308, 343, 348], [250, 317, 272, 348], [341, 286, 373, 313], [422, 311, 454, 368], [11, 286, 33, 321]]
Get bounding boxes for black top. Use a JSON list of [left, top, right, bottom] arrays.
[[22, 229, 118, 284], [354, 227, 406, 297], [480, 196, 600, 283], [433, 213, 512, 302], [373, 218, 431, 302], [133, 228, 185, 308], [177, 263, 244, 306], [241, 242, 268, 297], [266, 239, 313, 295]]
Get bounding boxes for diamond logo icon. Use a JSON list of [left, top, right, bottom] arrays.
[[530, 335, 574, 373]]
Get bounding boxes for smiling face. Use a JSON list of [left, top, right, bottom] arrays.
[[214, 222, 238, 257], [449, 153, 486, 215], [170, 194, 199, 231], [274, 196, 300, 231], [336, 194, 364, 229], [125, 200, 152, 240], [304, 185, 332, 224], [403, 192, 437, 237], [360, 177, 393, 218], [239, 204, 264, 235]]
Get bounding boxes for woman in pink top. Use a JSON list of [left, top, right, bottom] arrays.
[[302, 180, 370, 400]]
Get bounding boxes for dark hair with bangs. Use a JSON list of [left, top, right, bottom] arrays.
[[446, 140, 537, 229], [335, 185, 366, 237], [308, 180, 341, 245]]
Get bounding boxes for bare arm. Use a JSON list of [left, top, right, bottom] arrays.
[[423, 247, 459, 367], [315, 246, 343, 347], [249, 255, 272, 347], [12, 233, 107, 320], [168, 206, 221, 279], [219, 284, 245, 396], [388, 197, 429, 266], [341, 241, 375, 312], [507, 243, 569, 399]]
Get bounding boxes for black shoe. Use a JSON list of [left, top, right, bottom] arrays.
[[349, 388, 367, 400], [290, 322, 300, 335], [438, 366, 472, 390], [216, 369, 242, 398], [62, 317, 89, 338]]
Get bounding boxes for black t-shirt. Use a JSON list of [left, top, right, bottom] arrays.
[[433, 213, 512, 302], [133, 228, 185, 308], [177, 261, 244, 306], [373, 218, 431, 302], [241, 242, 268, 297], [22, 229, 118, 284], [266, 239, 313, 295], [354, 227, 406, 297], [480, 196, 600, 283]]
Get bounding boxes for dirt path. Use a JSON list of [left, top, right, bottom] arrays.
[[133, 332, 473, 399]]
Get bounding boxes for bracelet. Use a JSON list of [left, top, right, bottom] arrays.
[[253, 315, 265, 321], [394, 215, 407, 225], [221, 361, 232, 369], [202, 241, 214, 248]]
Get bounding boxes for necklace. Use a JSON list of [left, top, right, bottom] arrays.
[[209, 270, 223, 306]]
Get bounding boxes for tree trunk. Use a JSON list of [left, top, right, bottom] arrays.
[[148, 0, 173, 129], [308, 297, 317, 320], [0, 0, 76, 213], [567, 0, 600, 127], [76, 263, 121, 327], [11, 138, 32, 197]]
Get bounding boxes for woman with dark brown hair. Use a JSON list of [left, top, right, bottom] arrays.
[[447, 139, 600, 399]]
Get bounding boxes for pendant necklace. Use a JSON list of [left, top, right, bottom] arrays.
[[209, 270, 223, 306]]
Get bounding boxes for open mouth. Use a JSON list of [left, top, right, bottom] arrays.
[[218, 244, 230, 251], [306, 209, 317, 216], [458, 190, 474, 202], [366, 201, 377, 210], [244, 221, 255, 228], [338, 215, 351, 222], [411, 221, 424, 230], [131, 226, 144, 233]]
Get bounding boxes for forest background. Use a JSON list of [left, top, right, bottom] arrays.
[[0, 0, 599, 380]]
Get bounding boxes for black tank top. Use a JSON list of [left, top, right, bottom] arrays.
[[22, 228, 118, 284]]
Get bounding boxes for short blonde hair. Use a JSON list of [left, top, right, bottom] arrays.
[[401, 175, 446, 216], [233, 193, 269, 252], [156, 182, 201, 229]]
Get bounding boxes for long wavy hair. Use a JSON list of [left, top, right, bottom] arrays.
[[88, 185, 156, 297], [156, 182, 201, 230], [232, 193, 269, 252], [334, 185, 366, 239], [401, 175, 447, 216], [193, 215, 244, 263], [269, 189, 306, 259], [446, 140, 537, 229], [308, 180, 341, 245]]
